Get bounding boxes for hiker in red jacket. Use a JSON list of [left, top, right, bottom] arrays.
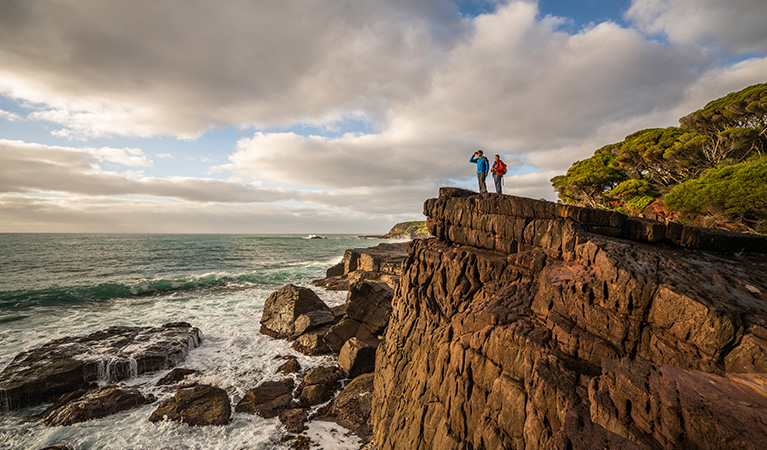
[[491, 155, 507, 194]]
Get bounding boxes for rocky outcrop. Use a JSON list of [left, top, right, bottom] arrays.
[[156, 368, 198, 386], [312, 242, 409, 290], [383, 221, 430, 240], [321, 372, 375, 440], [260, 284, 335, 340], [0, 322, 201, 409], [149, 384, 230, 426], [372, 188, 767, 450], [39, 385, 155, 426], [235, 378, 295, 418], [338, 337, 378, 379], [324, 281, 393, 353]]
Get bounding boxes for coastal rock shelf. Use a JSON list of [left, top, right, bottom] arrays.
[[312, 242, 409, 290], [372, 188, 767, 450], [0, 322, 201, 409]]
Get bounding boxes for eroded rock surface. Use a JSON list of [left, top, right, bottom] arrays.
[[149, 384, 230, 426], [0, 322, 201, 409], [372, 188, 767, 450], [260, 285, 334, 340], [149, 384, 232, 426], [39, 385, 154, 426], [312, 242, 408, 290]]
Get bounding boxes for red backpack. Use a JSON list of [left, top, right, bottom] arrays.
[[495, 160, 507, 175]]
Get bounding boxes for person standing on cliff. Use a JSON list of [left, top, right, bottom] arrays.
[[470, 150, 489, 193], [491, 154, 507, 194]]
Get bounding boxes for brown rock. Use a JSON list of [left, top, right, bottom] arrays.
[[156, 368, 198, 386], [292, 325, 332, 356], [259, 284, 333, 339], [345, 281, 394, 335], [276, 356, 302, 374], [0, 322, 201, 409], [371, 190, 767, 450], [235, 379, 295, 418], [323, 373, 374, 439], [39, 385, 154, 426], [301, 365, 344, 388], [338, 337, 378, 379], [299, 384, 332, 406], [149, 384, 230, 426], [324, 318, 376, 354], [279, 407, 308, 433]]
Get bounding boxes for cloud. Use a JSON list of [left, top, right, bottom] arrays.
[[627, 0, 767, 54], [0, 194, 406, 234], [0, 0, 465, 138], [0, 109, 21, 122]]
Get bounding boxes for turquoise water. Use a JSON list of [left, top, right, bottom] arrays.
[[0, 233, 388, 450]]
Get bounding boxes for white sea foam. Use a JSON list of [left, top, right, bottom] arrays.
[[0, 283, 360, 449]]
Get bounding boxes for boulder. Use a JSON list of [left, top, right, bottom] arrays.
[[38, 385, 155, 426], [299, 384, 332, 406], [0, 322, 201, 409], [156, 368, 198, 386], [276, 356, 302, 374], [235, 379, 295, 418], [322, 373, 374, 439], [338, 337, 379, 379], [259, 285, 333, 339], [324, 318, 376, 354], [292, 325, 332, 356], [301, 366, 344, 389], [148, 384, 230, 426], [345, 281, 394, 335], [279, 407, 308, 433]]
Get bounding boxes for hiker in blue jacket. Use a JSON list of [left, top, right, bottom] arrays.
[[470, 150, 489, 193]]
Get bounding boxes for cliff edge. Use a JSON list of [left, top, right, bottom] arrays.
[[372, 188, 767, 450]]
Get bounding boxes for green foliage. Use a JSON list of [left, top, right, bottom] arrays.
[[552, 83, 767, 230], [551, 153, 624, 208], [387, 221, 428, 237], [608, 179, 655, 200], [665, 157, 767, 222], [625, 195, 655, 212]]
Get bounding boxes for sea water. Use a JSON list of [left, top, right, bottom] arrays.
[[0, 233, 388, 450]]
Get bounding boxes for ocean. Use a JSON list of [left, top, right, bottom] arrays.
[[0, 233, 388, 450]]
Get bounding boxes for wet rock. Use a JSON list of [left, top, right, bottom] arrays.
[[323, 373, 374, 440], [338, 337, 378, 379], [276, 356, 302, 374], [299, 384, 332, 406], [279, 407, 307, 433], [0, 322, 201, 409], [292, 325, 332, 356], [156, 368, 198, 386], [259, 284, 333, 339], [149, 384, 230, 426], [39, 385, 155, 426], [301, 366, 344, 389], [235, 379, 295, 418]]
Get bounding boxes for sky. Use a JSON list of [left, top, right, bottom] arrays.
[[0, 0, 766, 234]]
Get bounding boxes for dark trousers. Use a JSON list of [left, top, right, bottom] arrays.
[[494, 174, 503, 194], [477, 173, 487, 193]]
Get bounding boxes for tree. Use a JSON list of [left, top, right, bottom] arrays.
[[551, 153, 624, 208]]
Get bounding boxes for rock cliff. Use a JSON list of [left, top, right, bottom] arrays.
[[372, 188, 767, 450]]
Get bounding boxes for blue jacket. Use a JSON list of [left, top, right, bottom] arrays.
[[470, 155, 489, 174]]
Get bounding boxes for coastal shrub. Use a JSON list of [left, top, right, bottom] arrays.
[[625, 195, 655, 212], [665, 157, 767, 231]]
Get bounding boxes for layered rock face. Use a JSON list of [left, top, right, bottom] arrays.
[[312, 242, 409, 290], [372, 188, 767, 450]]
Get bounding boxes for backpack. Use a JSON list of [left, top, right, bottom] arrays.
[[495, 160, 507, 176]]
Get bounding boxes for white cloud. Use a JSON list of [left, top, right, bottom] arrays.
[[0, 108, 21, 122], [627, 0, 767, 53]]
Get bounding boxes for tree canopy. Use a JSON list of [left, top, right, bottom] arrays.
[[552, 82, 767, 233]]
